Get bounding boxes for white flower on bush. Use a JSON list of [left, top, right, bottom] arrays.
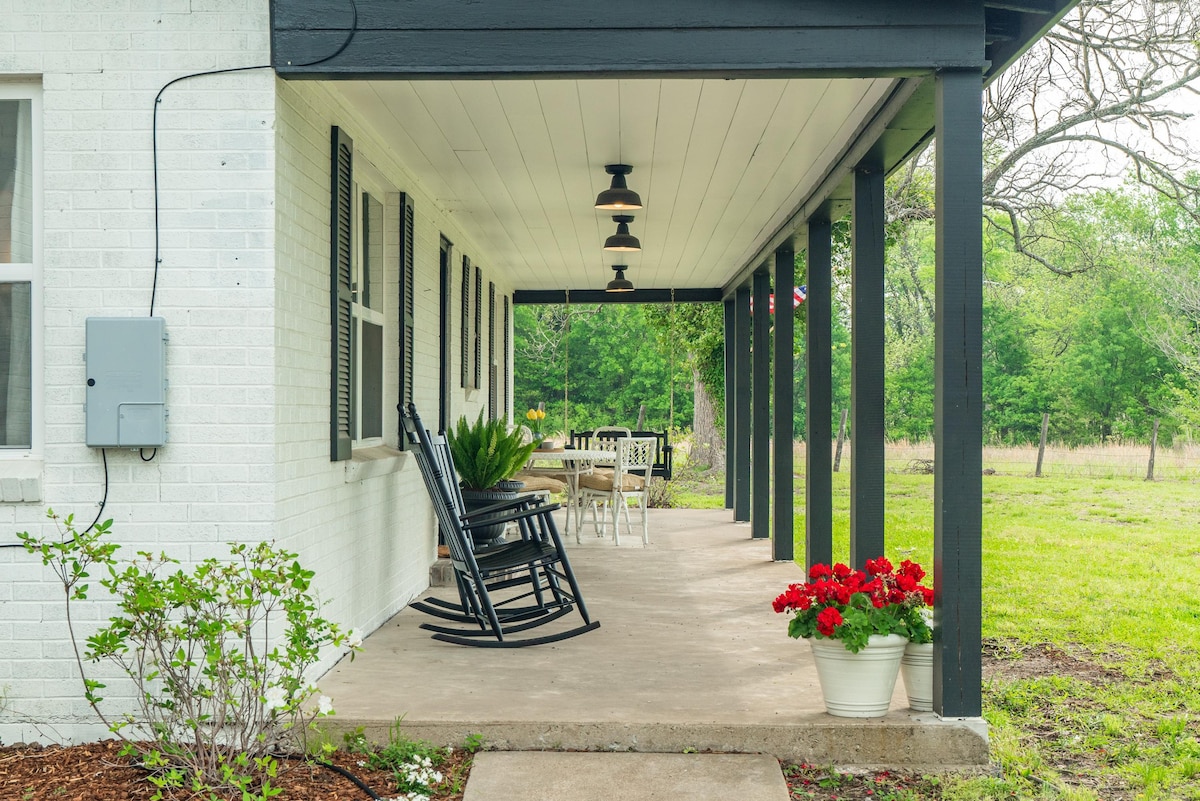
[[317, 695, 334, 716], [345, 629, 363, 649], [262, 685, 288, 713]]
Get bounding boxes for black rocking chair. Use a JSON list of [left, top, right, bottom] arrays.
[[401, 403, 599, 647]]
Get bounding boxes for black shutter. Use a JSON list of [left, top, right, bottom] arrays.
[[397, 192, 415, 448], [474, 265, 483, 391], [503, 295, 511, 420], [330, 126, 353, 461], [488, 282, 497, 419], [460, 256, 470, 388]]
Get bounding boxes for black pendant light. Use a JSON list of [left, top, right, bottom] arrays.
[[603, 215, 641, 252], [594, 164, 643, 211], [606, 264, 635, 293]]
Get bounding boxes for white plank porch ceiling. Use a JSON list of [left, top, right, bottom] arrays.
[[335, 77, 897, 293]]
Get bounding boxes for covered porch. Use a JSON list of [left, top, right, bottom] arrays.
[[273, 0, 1079, 725], [317, 508, 987, 767]]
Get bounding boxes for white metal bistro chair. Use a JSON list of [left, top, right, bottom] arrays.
[[576, 435, 656, 546]]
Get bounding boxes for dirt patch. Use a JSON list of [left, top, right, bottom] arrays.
[[983, 638, 1125, 684]]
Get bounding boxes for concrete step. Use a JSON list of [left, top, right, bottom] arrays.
[[462, 752, 789, 801]]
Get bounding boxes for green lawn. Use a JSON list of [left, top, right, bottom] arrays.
[[688, 470, 1200, 800]]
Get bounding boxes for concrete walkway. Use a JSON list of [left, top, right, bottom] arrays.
[[318, 508, 988, 769]]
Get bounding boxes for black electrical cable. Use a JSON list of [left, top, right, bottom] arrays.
[[148, 0, 358, 316], [0, 448, 108, 548], [275, 753, 383, 800], [83, 447, 110, 533]]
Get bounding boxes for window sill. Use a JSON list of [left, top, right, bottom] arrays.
[[344, 446, 407, 483], [0, 456, 44, 503]]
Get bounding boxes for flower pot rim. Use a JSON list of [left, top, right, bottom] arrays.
[[806, 632, 908, 652]]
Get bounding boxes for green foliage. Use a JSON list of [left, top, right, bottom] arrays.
[[19, 510, 359, 798], [446, 410, 538, 490], [516, 304, 695, 434], [342, 721, 475, 800]]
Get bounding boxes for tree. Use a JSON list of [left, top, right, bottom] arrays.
[[982, 0, 1200, 275]]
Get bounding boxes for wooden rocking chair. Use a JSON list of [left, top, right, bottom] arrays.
[[401, 404, 599, 647]]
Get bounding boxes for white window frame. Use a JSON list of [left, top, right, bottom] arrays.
[[349, 162, 390, 449], [0, 84, 42, 460]]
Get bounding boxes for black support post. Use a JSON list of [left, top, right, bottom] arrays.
[[724, 299, 735, 510], [933, 68, 984, 719], [733, 287, 751, 522], [751, 269, 771, 539], [850, 165, 886, 567], [805, 218, 833, 571], [772, 243, 795, 561]]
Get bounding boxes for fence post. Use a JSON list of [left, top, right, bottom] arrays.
[[833, 408, 849, 473], [1035, 412, 1049, 477], [1146, 418, 1160, 481]]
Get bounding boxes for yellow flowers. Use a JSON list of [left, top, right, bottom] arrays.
[[525, 408, 546, 436]]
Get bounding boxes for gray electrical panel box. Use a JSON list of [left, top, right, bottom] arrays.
[[85, 317, 168, 448]]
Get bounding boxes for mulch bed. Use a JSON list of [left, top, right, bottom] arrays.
[[0, 739, 470, 801]]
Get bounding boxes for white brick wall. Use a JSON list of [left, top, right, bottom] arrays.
[[1, 1, 520, 744], [1, 0, 275, 744]]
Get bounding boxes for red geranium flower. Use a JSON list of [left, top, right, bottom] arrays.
[[816, 607, 843, 637], [775, 556, 936, 653]]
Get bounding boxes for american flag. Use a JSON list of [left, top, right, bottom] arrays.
[[750, 286, 806, 314]]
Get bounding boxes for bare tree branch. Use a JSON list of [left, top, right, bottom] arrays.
[[982, 0, 1200, 273]]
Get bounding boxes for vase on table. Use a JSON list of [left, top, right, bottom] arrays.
[[900, 641, 933, 712], [808, 633, 907, 718]]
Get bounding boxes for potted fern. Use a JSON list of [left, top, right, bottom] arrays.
[[446, 411, 539, 548]]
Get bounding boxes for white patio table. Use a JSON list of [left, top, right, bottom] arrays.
[[523, 447, 616, 537]]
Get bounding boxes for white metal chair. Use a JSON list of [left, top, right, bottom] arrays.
[[577, 435, 656, 546], [569, 426, 630, 535]]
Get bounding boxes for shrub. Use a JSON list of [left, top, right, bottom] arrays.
[[19, 510, 359, 799]]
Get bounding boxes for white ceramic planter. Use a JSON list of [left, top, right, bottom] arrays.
[[900, 641, 934, 712], [808, 633, 906, 718]]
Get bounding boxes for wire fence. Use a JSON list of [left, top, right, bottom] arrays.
[[790, 440, 1200, 482]]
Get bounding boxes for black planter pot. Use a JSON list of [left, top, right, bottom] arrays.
[[460, 485, 522, 550]]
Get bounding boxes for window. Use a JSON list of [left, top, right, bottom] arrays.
[[1, 91, 37, 452], [354, 191, 385, 443], [330, 126, 392, 460]]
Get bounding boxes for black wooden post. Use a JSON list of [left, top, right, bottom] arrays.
[[805, 218, 833, 571], [724, 299, 735, 509], [733, 287, 752, 522], [773, 242, 795, 561], [752, 268, 771, 540], [851, 165, 886, 566], [934, 68, 984, 719]]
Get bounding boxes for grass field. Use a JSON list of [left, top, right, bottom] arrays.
[[672, 459, 1200, 800]]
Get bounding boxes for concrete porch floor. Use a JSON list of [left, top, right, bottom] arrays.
[[318, 508, 989, 769]]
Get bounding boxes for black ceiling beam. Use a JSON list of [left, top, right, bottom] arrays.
[[273, 0, 987, 80], [513, 288, 723, 305], [983, 0, 1060, 12], [984, 0, 1076, 80]]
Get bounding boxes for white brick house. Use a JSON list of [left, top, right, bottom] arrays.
[[1, 2, 509, 742], [2, 0, 1077, 736]]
